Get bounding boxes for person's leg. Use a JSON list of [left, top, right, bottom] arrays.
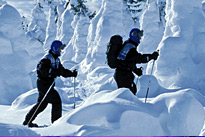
[[23, 79, 50, 127], [23, 94, 48, 126], [130, 82, 137, 95], [114, 70, 135, 94], [47, 89, 62, 123]]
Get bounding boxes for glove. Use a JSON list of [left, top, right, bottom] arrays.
[[151, 51, 159, 60], [50, 69, 60, 77], [72, 69, 78, 77], [133, 67, 143, 76]]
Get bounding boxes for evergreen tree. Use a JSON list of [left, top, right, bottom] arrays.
[[126, 0, 146, 22], [70, 0, 96, 19], [44, 0, 59, 49], [71, 0, 87, 16], [158, 0, 166, 26], [27, 2, 47, 44]]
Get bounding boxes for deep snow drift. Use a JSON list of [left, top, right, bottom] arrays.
[[20, 88, 205, 136], [0, 0, 205, 136]]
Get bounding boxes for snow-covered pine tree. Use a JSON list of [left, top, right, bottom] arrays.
[[61, 0, 91, 63], [56, 1, 68, 41], [138, 0, 166, 74], [27, 2, 47, 44], [126, 0, 146, 23], [56, 0, 74, 45], [70, 0, 96, 19], [43, 0, 61, 50], [157, 0, 166, 27], [60, 0, 97, 63]]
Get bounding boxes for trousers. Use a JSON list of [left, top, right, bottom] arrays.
[[114, 69, 137, 95], [24, 79, 62, 124]]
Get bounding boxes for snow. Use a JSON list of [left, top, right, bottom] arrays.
[[0, 123, 39, 136], [43, 1, 59, 50], [155, 0, 205, 91], [0, 0, 205, 136], [27, 4, 47, 43], [5, 0, 34, 20]]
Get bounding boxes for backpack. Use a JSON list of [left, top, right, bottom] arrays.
[[106, 35, 124, 69]]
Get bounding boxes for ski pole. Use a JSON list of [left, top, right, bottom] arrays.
[[145, 60, 156, 103], [73, 77, 76, 109], [27, 78, 56, 126], [135, 76, 139, 95]]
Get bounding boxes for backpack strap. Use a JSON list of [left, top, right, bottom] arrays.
[[117, 43, 136, 61], [40, 52, 60, 74]]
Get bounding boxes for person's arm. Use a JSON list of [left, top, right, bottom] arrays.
[[126, 49, 150, 63], [127, 49, 159, 64], [59, 63, 77, 78]]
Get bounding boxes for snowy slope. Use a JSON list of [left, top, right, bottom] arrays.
[[0, 0, 205, 136], [1, 88, 205, 136], [40, 88, 204, 136]]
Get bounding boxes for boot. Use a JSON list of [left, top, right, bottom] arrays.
[[23, 120, 38, 128], [28, 122, 38, 127]]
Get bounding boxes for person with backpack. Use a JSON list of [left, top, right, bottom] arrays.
[[113, 28, 159, 95], [23, 40, 78, 127]]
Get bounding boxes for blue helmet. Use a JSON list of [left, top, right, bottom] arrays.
[[129, 28, 143, 44], [50, 40, 66, 56]]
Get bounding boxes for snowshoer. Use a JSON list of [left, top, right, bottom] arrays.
[[23, 40, 77, 127], [114, 28, 159, 95]]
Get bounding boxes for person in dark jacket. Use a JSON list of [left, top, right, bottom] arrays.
[[114, 28, 159, 95], [23, 40, 77, 127]]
